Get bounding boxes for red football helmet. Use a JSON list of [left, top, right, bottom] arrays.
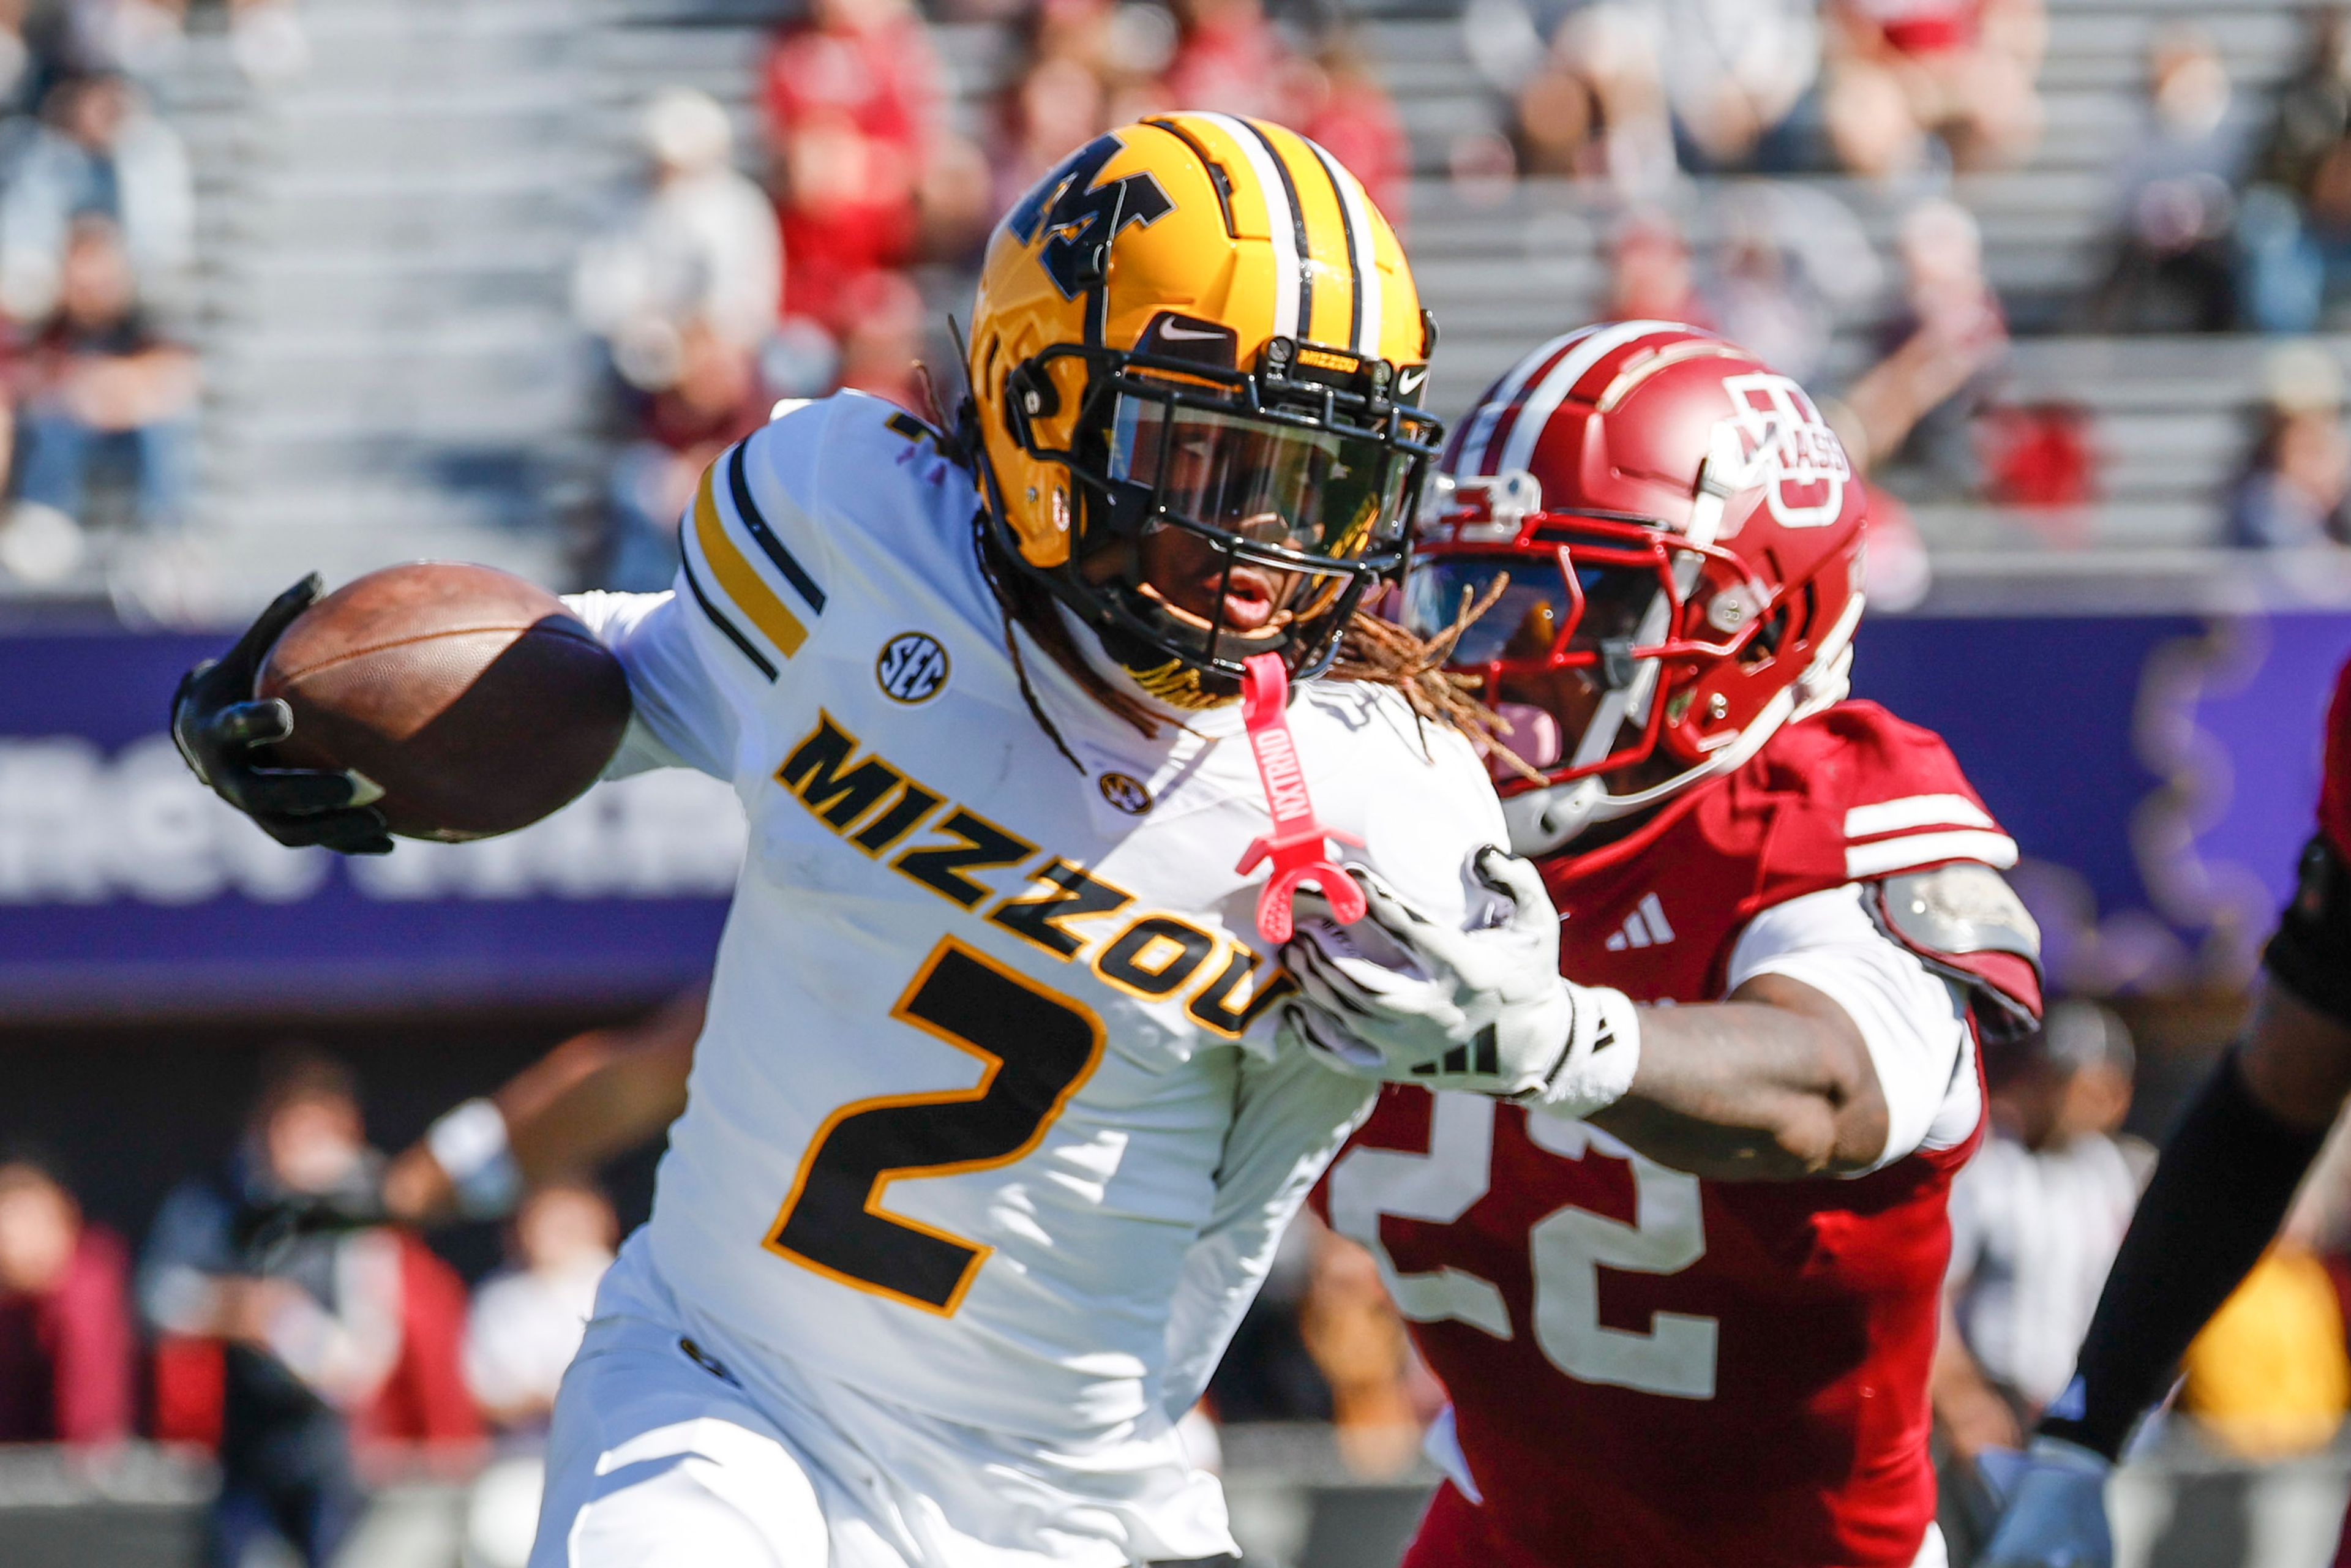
[[1404, 321, 1869, 855]]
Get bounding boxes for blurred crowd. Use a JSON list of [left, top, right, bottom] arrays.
[[563, 0, 2351, 585], [0, 1043, 1441, 1567], [0, 1051, 620, 1567], [1, 0, 2350, 588], [0, 0, 301, 586], [12, 1007, 2351, 1566], [575, 0, 1415, 588], [1929, 994, 2351, 1560]]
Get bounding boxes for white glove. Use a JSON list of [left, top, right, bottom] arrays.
[[1975, 1438, 2115, 1568], [1277, 846, 1642, 1113]]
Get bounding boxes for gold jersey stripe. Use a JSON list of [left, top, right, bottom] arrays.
[[692, 461, 809, 659]]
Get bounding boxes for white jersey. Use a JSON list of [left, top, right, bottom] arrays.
[[566, 392, 1502, 1547]]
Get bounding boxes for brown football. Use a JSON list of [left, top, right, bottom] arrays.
[[255, 562, 633, 841]]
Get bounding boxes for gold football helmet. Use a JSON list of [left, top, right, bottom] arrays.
[[966, 113, 1440, 683]]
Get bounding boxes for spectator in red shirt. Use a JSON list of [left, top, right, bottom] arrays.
[[1292, 33, 1411, 227], [1165, 0, 1297, 124], [762, 0, 945, 332], [1607, 210, 1709, 323], [833, 268, 926, 413], [0, 1155, 132, 1446]]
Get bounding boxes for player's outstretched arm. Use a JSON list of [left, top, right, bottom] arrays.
[[1280, 850, 1894, 1178], [381, 988, 706, 1225], [171, 574, 393, 855], [1581, 974, 1889, 1179], [1981, 827, 2351, 1567]]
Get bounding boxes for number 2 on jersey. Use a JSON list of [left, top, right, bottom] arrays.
[[767, 937, 1104, 1315], [1328, 1094, 1719, 1400]]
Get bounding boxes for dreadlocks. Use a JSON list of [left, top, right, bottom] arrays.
[[1330, 576, 1543, 784]]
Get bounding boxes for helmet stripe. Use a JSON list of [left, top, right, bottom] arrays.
[[1196, 112, 1307, 343], [1142, 117, 1239, 238], [1497, 318, 1689, 475], [1303, 139, 1378, 356], [1453, 326, 1594, 475]]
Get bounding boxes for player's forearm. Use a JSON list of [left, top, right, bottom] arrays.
[[2038, 830, 2351, 1458], [500, 987, 702, 1177], [2236, 983, 2351, 1133], [1585, 993, 1886, 1180], [2038, 1028, 2339, 1460], [505, 1021, 697, 1180], [383, 989, 705, 1225]]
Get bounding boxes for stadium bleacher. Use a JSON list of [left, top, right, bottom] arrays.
[[46, 0, 2351, 623]]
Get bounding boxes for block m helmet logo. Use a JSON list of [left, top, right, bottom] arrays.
[[1007, 134, 1176, 303]]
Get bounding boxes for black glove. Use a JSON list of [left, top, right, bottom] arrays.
[[170, 574, 394, 855]]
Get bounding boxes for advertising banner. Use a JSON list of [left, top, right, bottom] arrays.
[[0, 631, 738, 1016], [4, 612, 2348, 1016]]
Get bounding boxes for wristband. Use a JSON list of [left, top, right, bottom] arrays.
[[2267, 835, 2351, 1026], [425, 1098, 523, 1220], [1528, 983, 1643, 1119]]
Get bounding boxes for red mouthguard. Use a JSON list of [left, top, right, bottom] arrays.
[[1235, 652, 1365, 944]]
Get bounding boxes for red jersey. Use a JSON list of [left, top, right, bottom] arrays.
[[2322, 655, 2351, 865], [1329, 702, 2041, 1568], [2316, 655, 2351, 1568]]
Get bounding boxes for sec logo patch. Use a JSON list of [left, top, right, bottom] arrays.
[[1098, 772, 1152, 815], [877, 632, 950, 703]]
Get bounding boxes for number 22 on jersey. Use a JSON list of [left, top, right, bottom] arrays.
[[1327, 1093, 1719, 1400], [767, 937, 1104, 1315]]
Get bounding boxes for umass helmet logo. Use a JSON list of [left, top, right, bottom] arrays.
[[1007, 135, 1175, 304], [1721, 372, 1849, 528]]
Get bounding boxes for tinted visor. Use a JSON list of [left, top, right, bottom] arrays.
[[1402, 552, 1662, 666], [1111, 399, 1408, 563]]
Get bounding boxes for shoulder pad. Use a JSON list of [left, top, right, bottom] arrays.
[[1876, 863, 2041, 966], [1870, 863, 2044, 1040]]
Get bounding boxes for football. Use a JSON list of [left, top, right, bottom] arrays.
[[255, 562, 633, 841]]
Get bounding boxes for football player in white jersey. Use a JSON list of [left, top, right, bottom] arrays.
[[171, 116, 1518, 1568]]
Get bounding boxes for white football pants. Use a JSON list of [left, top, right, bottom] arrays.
[[526, 1295, 1207, 1568], [527, 1311, 842, 1568]]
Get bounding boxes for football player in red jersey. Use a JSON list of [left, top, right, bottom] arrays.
[[1275, 322, 2044, 1568], [1979, 658, 2351, 1568]]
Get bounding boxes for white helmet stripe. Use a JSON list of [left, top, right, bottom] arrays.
[[1453, 326, 1594, 476], [1497, 318, 1686, 476], [1305, 140, 1381, 356], [1194, 112, 1302, 342]]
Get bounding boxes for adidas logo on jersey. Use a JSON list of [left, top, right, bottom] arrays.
[[1603, 893, 1676, 951]]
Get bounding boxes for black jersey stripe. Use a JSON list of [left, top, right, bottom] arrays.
[[727, 440, 826, 615], [681, 545, 777, 681]]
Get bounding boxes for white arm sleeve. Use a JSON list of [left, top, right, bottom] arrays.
[[563, 587, 740, 782], [1725, 883, 1977, 1174], [1158, 1047, 1376, 1422]]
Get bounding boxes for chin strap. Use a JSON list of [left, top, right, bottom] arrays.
[[1501, 588, 1865, 858]]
